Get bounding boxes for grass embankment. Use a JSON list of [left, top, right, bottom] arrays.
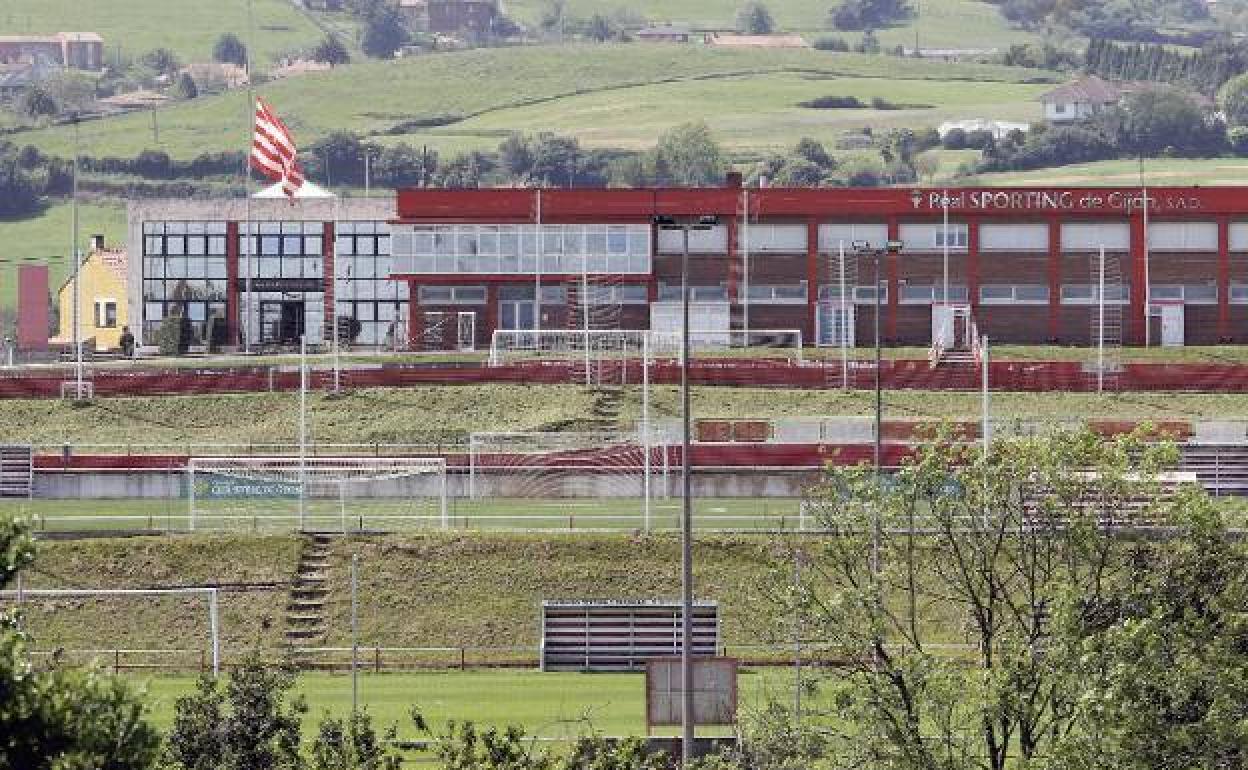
[[974, 156, 1248, 187], [0, 385, 1244, 447], [13, 44, 1053, 161], [10, 533, 802, 655], [1, 0, 324, 68]]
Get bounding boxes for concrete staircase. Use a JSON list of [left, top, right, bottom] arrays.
[[1181, 444, 1248, 497], [284, 534, 333, 658]]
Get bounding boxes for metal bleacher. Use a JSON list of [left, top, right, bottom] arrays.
[[1181, 443, 1248, 497], [541, 600, 719, 672], [0, 445, 33, 499]]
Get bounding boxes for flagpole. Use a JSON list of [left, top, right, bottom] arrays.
[[242, 0, 256, 353]]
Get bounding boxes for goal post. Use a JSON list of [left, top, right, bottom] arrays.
[[187, 456, 448, 532], [1, 587, 220, 675]]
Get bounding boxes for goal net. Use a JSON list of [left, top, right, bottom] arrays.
[[466, 430, 666, 530], [187, 456, 448, 532]]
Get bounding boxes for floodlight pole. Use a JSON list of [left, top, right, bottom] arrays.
[[872, 247, 881, 576], [1098, 245, 1105, 395], [299, 333, 307, 530], [982, 334, 990, 458], [680, 221, 694, 766], [351, 552, 359, 715], [838, 241, 848, 389], [72, 116, 82, 396], [642, 331, 651, 531]]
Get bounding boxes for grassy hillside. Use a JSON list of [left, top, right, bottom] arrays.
[[11, 44, 1054, 161], [1, 0, 326, 69], [0, 385, 1244, 447], [504, 0, 1038, 48], [0, 201, 127, 310], [973, 156, 1248, 186]]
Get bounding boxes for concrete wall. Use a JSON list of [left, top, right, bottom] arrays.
[[34, 467, 818, 500]]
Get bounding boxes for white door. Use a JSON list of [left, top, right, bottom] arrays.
[[931, 305, 955, 349], [1160, 304, 1185, 347], [456, 312, 476, 352], [817, 303, 855, 347]]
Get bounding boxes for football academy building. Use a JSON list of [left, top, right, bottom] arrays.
[[128, 181, 1248, 352]]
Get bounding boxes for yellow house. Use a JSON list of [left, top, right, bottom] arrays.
[[50, 238, 129, 352]]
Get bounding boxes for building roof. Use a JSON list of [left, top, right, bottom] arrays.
[[638, 23, 692, 37], [98, 89, 170, 109], [270, 58, 333, 79], [0, 32, 103, 44], [253, 180, 335, 199], [1038, 75, 1121, 105], [705, 33, 808, 48]]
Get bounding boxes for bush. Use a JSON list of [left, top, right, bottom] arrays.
[[798, 95, 865, 109], [813, 35, 850, 51], [156, 312, 193, 355], [942, 127, 967, 149]]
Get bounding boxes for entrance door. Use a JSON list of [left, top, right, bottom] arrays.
[[1160, 304, 1184, 347], [260, 301, 305, 345], [499, 300, 537, 330], [817, 303, 855, 347], [457, 311, 476, 352]]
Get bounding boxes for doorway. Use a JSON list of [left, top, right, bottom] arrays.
[[260, 301, 305, 345]]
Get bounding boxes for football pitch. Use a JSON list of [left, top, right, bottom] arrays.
[[4, 497, 807, 533]]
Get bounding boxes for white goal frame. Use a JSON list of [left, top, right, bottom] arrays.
[[488, 328, 804, 368], [0, 587, 220, 675], [468, 429, 664, 530], [186, 456, 449, 532]]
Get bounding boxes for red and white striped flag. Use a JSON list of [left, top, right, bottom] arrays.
[[250, 98, 305, 201]]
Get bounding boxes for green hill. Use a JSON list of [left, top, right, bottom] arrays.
[[12, 44, 1053, 162], [503, 0, 1038, 48], [1, 0, 326, 69]]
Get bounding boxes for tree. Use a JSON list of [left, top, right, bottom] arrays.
[[0, 515, 161, 769], [164, 659, 307, 770], [1049, 492, 1248, 770], [585, 13, 619, 42], [174, 72, 199, 100], [312, 35, 351, 66], [140, 47, 182, 75], [310, 709, 404, 770], [652, 121, 724, 187], [829, 0, 913, 30], [1113, 86, 1224, 156], [498, 133, 534, 180], [1219, 72, 1248, 127], [789, 428, 1184, 770], [360, 7, 409, 58], [19, 85, 59, 118], [213, 33, 248, 66], [736, 1, 776, 34]]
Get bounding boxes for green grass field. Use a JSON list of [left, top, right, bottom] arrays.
[[9, 44, 1052, 161], [132, 668, 795, 743], [0, 200, 127, 310], [504, 0, 1037, 48], [2, 497, 805, 534], [0, 385, 1245, 448], [973, 156, 1248, 187], [1, 0, 325, 68]]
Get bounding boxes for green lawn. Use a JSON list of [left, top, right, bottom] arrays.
[[973, 157, 1248, 186], [1, 0, 325, 69], [8, 44, 1053, 162], [3, 497, 805, 534], [424, 71, 1046, 155], [504, 0, 1037, 47], [0, 201, 127, 310], [132, 669, 789, 743]]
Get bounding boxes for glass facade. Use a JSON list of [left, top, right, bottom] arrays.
[[391, 224, 651, 274], [141, 221, 229, 343], [334, 221, 408, 347], [238, 222, 326, 345]]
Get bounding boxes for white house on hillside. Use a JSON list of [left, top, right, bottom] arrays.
[[1038, 75, 1123, 123]]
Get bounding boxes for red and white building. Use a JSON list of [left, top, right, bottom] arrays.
[[128, 181, 1248, 351]]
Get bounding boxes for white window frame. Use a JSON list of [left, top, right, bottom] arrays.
[[899, 285, 969, 305], [978, 284, 1050, 305], [418, 285, 488, 305], [818, 223, 890, 252], [898, 223, 969, 252], [745, 282, 809, 304], [1147, 222, 1218, 252], [1060, 223, 1131, 252], [94, 298, 118, 329], [979, 223, 1049, 252], [1149, 284, 1217, 305], [747, 224, 807, 253], [1230, 284, 1248, 304], [1060, 284, 1131, 305]]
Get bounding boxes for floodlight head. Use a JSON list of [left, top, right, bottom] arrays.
[[697, 215, 719, 226], [887, 239, 905, 253], [653, 215, 677, 227], [851, 240, 871, 253]]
